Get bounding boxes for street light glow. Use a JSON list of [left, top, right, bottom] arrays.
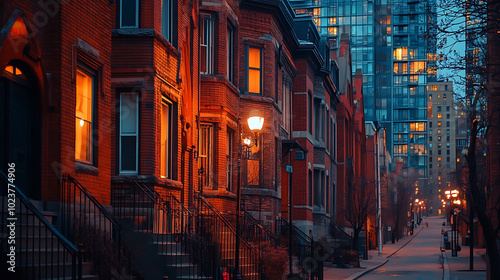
[[247, 116, 264, 131]]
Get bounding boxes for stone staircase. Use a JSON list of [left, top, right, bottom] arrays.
[[111, 183, 215, 280], [0, 197, 97, 280]]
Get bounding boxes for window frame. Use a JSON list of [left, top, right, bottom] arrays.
[[161, 0, 177, 44], [246, 45, 263, 94], [75, 65, 97, 165], [200, 12, 216, 75], [199, 123, 215, 189], [227, 21, 235, 84], [120, 0, 139, 28], [161, 98, 173, 179], [119, 92, 139, 174], [226, 127, 234, 191]]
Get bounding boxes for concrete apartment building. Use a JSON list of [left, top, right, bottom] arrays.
[[427, 81, 456, 207]]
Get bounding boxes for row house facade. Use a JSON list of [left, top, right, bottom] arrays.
[[286, 15, 340, 239], [1, 0, 382, 277]]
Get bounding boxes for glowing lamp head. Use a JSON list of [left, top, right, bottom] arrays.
[[247, 117, 264, 132], [80, 119, 85, 127], [243, 138, 252, 146]]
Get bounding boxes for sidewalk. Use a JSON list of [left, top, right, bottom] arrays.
[[323, 226, 425, 280], [441, 247, 487, 280]]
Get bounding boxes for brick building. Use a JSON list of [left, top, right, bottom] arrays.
[[0, 0, 113, 203], [334, 33, 355, 226], [109, 0, 199, 205]]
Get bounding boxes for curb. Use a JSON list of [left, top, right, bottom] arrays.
[[344, 225, 426, 280], [441, 252, 450, 280], [386, 225, 425, 258]]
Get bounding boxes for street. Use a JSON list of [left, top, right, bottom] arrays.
[[361, 216, 444, 279]]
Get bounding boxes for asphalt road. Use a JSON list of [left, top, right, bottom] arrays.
[[362, 216, 444, 279]]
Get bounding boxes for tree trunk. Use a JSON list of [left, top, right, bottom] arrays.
[[468, 120, 500, 279], [352, 230, 360, 267]]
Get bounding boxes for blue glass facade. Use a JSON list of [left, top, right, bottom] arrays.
[[291, 0, 437, 179]]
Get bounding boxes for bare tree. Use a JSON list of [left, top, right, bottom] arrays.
[[344, 172, 377, 265], [425, 0, 500, 277], [387, 168, 419, 242]]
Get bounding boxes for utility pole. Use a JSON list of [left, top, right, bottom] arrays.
[[377, 127, 383, 255]]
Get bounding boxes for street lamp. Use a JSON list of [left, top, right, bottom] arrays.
[[235, 116, 264, 280]]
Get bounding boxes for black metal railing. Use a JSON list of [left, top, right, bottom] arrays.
[[1, 171, 82, 279], [61, 174, 130, 279], [278, 218, 325, 280], [111, 181, 217, 279], [194, 193, 261, 280], [225, 208, 280, 257], [328, 222, 354, 267]]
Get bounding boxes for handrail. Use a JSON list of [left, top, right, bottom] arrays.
[[113, 181, 217, 279], [242, 208, 280, 245], [194, 192, 261, 279], [1, 170, 81, 279], [195, 192, 261, 256], [63, 174, 120, 229], [279, 217, 312, 243], [61, 174, 128, 279], [1, 171, 79, 253]]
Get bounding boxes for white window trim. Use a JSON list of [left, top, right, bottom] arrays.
[[119, 93, 139, 174], [120, 0, 139, 28], [201, 13, 215, 75]]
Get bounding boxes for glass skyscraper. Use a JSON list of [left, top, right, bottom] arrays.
[[291, 0, 437, 181]]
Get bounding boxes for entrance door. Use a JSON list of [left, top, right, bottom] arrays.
[[0, 66, 40, 199]]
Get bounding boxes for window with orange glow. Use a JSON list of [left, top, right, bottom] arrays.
[[409, 61, 426, 74], [161, 99, 172, 178], [247, 47, 262, 94], [75, 69, 94, 163], [393, 47, 408, 60], [437, 113, 442, 119], [199, 123, 214, 188]]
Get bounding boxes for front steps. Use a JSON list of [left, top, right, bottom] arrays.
[[0, 197, 98, 279]]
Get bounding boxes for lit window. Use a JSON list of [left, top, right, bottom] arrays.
[[438, 121, 442, 127], [437, 129, 441, 134], [438, 156, 442, 162], [120, 93, 139, 173], [200, 13, 215, 74], [75, 69, 94, 163], [437, 114, 442, 119], [247, 47, 262, 94], [313, 8, 321, 16], [393, 47, 408, 60], [120, 0, 139, 28], [199, 123, 214, 188], [161, 99, 173, 178], [432, 85, 438, 91]]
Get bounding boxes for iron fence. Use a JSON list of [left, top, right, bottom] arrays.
[[1, 171, 82, 280], [60, 174, 131, 279]]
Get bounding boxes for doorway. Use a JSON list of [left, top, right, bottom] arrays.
[[0, 64, 41, 199]]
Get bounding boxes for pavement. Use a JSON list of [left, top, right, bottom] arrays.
[[323, 216, 488, 280]]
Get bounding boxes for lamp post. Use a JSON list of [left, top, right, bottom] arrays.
[[235, 116, 264, 280]]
